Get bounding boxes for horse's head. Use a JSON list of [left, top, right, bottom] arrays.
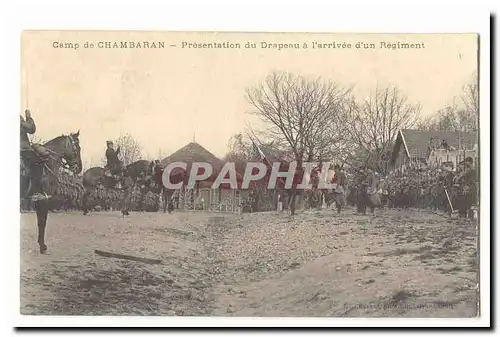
[[61, 131, 83, 174], [68, 131, 83, 173], [45, 131, 82, 174]]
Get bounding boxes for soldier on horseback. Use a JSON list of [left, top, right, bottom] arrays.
[[104, 140, 123, 182], [20, 109, 51, 201]]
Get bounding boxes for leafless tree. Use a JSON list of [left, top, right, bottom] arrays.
[[245, 72, 351, 214], [101, 133, 143, 167], [458, 72, 479, 131], [226, 133, 251, 162], [342, 85, 421, 170], [417, 72, 478, 133], [225, 132, 288, 161], [224, 133, 252, 181], [418, 105, 463, 132], [416, 114, 439, 131]]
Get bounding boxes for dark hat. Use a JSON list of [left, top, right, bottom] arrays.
[[106, 140, 113, 145]]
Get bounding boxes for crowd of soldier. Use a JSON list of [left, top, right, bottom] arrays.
[[379, 157, 478, 218]]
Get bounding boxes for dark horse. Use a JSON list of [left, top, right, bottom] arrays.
[[20, 132, 83, 254], [81, 159, 160, 215]]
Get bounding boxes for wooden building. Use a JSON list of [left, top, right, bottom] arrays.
[[390, 129, 478, 170], [160, 141, 245, 212]]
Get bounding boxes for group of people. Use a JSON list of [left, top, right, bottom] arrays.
[[379, 158, 478, 218], [20, 110, 478, 219], [325, 157, 478, 219]]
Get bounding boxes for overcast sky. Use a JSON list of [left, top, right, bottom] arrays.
[[21, 31, 477, 169]]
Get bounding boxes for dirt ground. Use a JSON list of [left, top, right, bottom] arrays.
[[20, 207, 479, 317]]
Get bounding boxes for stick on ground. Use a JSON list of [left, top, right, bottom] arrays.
[[94, 250, 162, 264]]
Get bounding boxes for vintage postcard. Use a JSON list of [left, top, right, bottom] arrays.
[[19, 31, 481, 321]]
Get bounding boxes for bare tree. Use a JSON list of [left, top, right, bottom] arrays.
[[458, 72, 479, 131], [420, 105, 463, 132], [343, 85, 421, 170], [416, 114, 440, 131], [417, 72, 478, 133], [226, 133, 251, 162], [116, 134, 143, 166], [101, 133, 143, 167], [245, 72, 351, 214], [224, 133, 252, 180]]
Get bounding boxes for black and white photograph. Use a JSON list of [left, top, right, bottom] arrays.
[[5, 6, 490, 327]]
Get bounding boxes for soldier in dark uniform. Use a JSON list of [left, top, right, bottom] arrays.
[[355, 166, 369, 214], [152, 159, 162, 176], [455, 157, 477, 218], [463, 157, 478, 217], [441, 163, 455, 213], [441, 139, 449, 150], [104, 141, 123, 179], [150, 159, 163, 190], [20, 109, 51, 201]]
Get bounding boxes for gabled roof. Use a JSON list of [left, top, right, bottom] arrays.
[[160, 142, 221, 168], [159, 142, 244, 186], [393, 129, 478, 161]]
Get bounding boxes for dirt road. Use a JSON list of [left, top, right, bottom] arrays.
[[20, 208, 479, 317]]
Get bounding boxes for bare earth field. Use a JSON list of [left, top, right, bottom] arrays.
[[20, 208, 479, 317]]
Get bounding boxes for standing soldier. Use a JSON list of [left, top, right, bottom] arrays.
[[365, 166, 381, 213], [442, 163, 455, 214], [355, 166, 368, 214], [332, 164, 347, 213], [384, 174, 394, 208], [455, 157, 477, 218], [464, 157, 478, 218], [151, 159, 163, 191]]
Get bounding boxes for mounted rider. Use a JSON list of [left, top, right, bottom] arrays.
[[20, 109, 51, 201], [104, 140, 123, 180]]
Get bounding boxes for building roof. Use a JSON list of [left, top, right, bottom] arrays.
[[392, 129, 478, 162], [160, 142, 221, 167], [159, 142, 243, 186]]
